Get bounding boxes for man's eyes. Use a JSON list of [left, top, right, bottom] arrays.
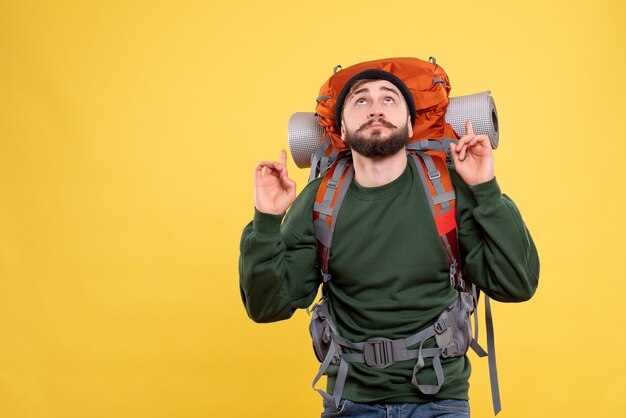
[[354, 97, 395, 105]]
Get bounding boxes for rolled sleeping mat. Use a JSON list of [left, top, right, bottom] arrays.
[[288, 90, 499, 169], [444, 91, 499, 150]]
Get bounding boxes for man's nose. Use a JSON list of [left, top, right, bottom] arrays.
[[368, 103, 384, 119]]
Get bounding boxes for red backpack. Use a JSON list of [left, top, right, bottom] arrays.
[[312, 57, 461, 289], [306, 57, 502, 415]]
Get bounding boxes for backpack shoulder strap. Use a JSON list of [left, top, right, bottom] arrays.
[[313, 156, 354, 282], [408, 147, 501, 413], [407, 147, 461, 288]]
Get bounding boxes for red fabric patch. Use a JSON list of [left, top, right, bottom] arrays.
[[435, 209, 457, 236]]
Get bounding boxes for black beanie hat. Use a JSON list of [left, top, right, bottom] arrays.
[[334, 69, 416, 132]]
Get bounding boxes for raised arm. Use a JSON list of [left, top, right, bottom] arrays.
[[450, 125, 539, 302], [240, 151, 320, 322]]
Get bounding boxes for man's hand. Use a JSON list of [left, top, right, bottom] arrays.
[[254, 149, 297, 215], [449, 120, 495, 186]]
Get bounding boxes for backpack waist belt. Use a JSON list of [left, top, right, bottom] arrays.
[[310, 291, 474, 409]]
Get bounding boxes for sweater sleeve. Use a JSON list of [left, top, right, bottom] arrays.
[[238, 183, 321, 323], [453, 172, 540, 302]]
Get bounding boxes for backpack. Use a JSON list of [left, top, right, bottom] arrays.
[[295, 57, 503, 415]]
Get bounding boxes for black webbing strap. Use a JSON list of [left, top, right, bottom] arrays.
[[485, 295, 501, 415]]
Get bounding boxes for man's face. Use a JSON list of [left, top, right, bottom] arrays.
[[340, 79, 413, 158]]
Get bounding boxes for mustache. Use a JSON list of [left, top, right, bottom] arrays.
[[356, 118, 397, 132]]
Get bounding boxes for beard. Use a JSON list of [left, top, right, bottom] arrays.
[[343, 119, 410, 159]]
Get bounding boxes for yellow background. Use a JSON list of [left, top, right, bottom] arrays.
[[1, 0, 624, 417]]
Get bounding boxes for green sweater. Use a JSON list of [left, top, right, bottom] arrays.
[[239, 160, 539, 403]]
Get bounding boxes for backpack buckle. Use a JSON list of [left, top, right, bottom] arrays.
[[433, 318, 449, 334], [441, 343, 460, 358], [363, 338, 395, 368], [428, 170, 441, 180], [449, 261, 457, 287]]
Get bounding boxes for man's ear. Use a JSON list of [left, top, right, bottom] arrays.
[[340, 119, 346, 141], [406, 117, 413, 138]]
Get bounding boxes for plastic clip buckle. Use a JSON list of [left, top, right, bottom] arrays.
[[363, 338, 395, 368], [441, 343, 459, 359], [433, 320, 448, 334]]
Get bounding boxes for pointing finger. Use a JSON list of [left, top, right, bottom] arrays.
[[280, 149, 290, 181], [465, 120, 474, 136]]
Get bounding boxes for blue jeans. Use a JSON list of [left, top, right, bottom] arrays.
[[321, 399, 470, 418]]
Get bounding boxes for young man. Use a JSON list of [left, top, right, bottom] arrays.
[[239, 69, 539, 417]]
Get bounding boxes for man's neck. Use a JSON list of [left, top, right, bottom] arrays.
[[351, 148, 408, 187]]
